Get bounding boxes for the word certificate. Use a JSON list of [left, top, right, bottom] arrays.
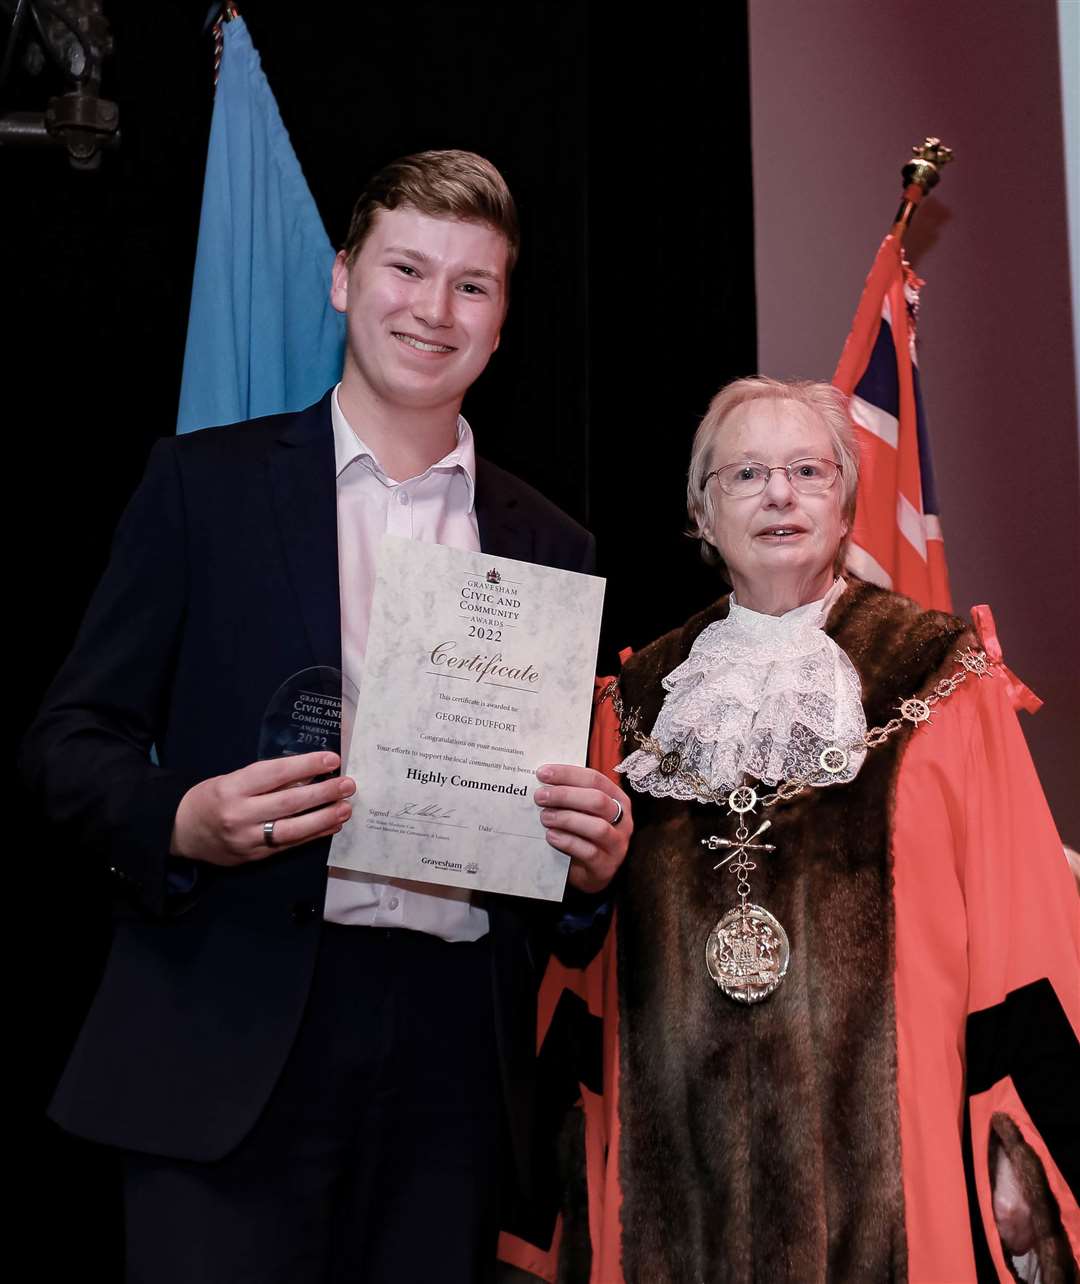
[[329, 535, 606, 901]]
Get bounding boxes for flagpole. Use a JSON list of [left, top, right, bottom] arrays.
[[891, 137, 954, 242], [213, 3, 241, 86]]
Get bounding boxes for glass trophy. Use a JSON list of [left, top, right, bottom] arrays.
[[257, 666, 360, 771]]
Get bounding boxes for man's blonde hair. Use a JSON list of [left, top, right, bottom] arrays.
[[341, 149, 520, 271]]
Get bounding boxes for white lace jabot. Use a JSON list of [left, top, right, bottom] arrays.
[[617, 578, 868, 800]]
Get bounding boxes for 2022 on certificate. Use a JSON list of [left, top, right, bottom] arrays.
[[329, 535, 606, 901]]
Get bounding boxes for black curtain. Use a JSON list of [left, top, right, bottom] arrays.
[[9, 0, 754, 1272]]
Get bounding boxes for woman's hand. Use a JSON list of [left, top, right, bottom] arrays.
[[992, 1144, 1036, 1256], [534, 764, 632, 893]]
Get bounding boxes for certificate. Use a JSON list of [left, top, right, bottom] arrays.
[[329, 535, 605, 901]]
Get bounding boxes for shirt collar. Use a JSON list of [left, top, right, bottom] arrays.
[[330, 383, 477, 511]]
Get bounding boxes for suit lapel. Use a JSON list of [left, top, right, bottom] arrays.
[[267, 393, 342, 672], [475, 457, 533, 561]]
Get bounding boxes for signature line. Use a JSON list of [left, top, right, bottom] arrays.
[[389, 817, 470, 829]]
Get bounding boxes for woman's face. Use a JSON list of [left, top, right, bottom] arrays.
[[705, 398, 848, 613]]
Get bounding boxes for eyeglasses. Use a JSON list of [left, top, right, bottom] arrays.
[[703, 457, 843, 497]]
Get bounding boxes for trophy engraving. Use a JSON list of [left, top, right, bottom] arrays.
[[257, 666, 359, 767]]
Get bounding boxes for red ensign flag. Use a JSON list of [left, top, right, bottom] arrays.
[[833, 234, 952, 611]]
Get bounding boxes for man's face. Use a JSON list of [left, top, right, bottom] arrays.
[[330, 206, 508, 416]]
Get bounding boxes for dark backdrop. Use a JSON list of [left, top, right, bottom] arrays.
[[9, 0, 755, 1272]]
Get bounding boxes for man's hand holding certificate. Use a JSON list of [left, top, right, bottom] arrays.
[[330, 536, 622, 900]]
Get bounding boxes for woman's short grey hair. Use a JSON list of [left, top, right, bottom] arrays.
[[686, 376, 860, 571]]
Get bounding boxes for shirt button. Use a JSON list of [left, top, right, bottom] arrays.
[[397, 491, 410, 506], [387, 896, 400, 910]]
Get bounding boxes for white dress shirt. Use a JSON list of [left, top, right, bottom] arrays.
[[323, 385, 490, 941]]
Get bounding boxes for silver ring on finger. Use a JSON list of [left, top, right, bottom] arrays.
[[263, 820, 277, 846], [608, 799, 624, 827]]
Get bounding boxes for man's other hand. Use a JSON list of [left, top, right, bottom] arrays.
[[534, 764, 632, 893], [170, 753, 356, 866]]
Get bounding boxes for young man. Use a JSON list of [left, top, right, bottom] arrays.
[[23, 150, 630, 1283]]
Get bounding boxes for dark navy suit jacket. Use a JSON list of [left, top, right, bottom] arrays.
[[22, 392, 596, 1215]]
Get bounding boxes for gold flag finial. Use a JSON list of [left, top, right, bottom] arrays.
[[892, 136, 953, 242], [902, 137, 954, 196]]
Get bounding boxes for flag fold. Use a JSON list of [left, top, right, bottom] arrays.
[[834, 234, 952, 612]]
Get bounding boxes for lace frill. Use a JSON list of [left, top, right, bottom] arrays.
[[617, 580, 867, 800]]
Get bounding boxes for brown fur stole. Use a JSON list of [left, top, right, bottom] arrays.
[[615, 580, 969, 1283]]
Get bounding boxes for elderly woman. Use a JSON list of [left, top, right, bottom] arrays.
[[580, 378, 1079, 1282]]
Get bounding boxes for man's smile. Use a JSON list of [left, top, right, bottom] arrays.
[[392, 330, 457, 354]]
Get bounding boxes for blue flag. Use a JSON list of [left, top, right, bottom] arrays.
[[177, 15, 345, 434]]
